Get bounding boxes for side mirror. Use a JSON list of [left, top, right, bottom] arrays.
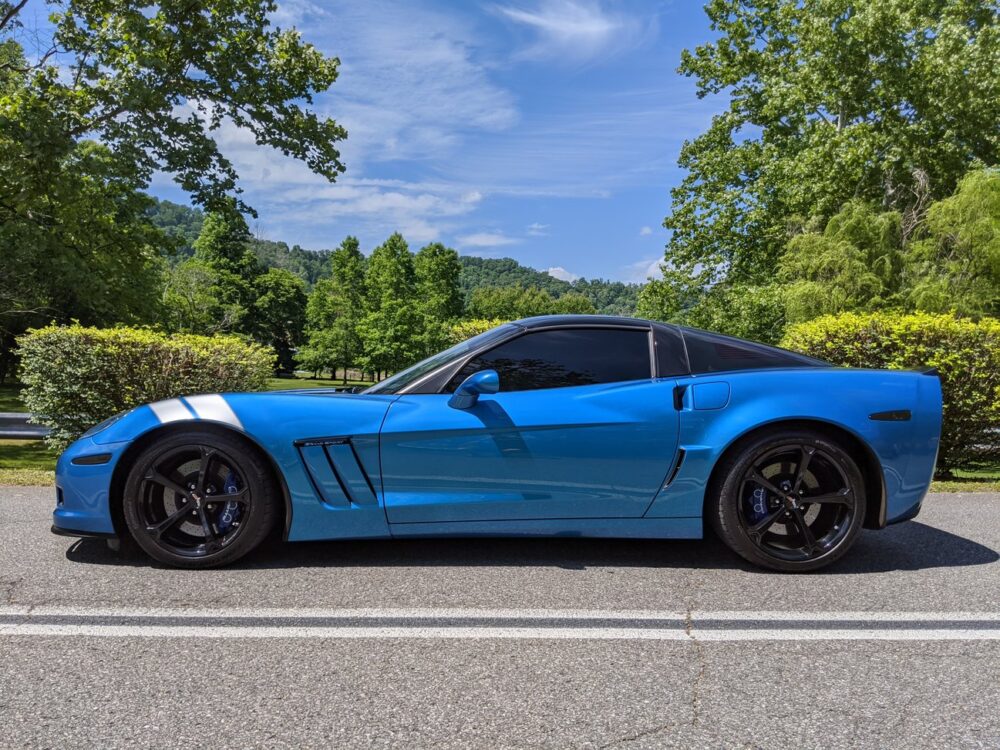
[[448, 369, 500, 409]]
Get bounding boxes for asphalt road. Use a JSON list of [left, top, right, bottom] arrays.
[[2, 487, 1000, 749]]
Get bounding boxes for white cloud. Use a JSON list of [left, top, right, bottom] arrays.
[[546, 266, 579, 282], [639, 225, 653, 236], [457, 232, 520, 248], [319, 1, 519, 168], [527, 222, 549, 236], [494, 0, 650, 62], [622, 257, 664, 283]]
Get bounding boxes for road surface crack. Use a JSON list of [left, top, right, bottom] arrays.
[[597, 719, 680, 748], [0, 576, 23, 604], [684, 606, 707, 727]]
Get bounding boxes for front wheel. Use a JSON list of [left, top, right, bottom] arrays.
[[122, 430, 279, 568], [709, 430, 866, 572]]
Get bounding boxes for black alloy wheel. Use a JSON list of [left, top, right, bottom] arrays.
[[123, 430, 278, 568], [710, 430, 866, 572]]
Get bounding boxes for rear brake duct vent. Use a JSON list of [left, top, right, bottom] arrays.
[[294, 437, 378, 508]]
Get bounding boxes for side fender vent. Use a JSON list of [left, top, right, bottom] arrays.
[[663, 449, 686, 489], [295, 437, 378, 508]]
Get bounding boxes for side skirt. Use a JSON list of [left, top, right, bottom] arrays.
[[387, 517, 703, 540]]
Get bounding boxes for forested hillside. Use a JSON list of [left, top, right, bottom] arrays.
[[147, 199, 640, 315]]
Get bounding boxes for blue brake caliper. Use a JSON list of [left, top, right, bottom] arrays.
[[217, 471, 242, 534], [746, 487, 769, 523]]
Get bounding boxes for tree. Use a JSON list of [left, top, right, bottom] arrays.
[[190, 208, 261, 333], [359, 234, 421, 375], [0, 140, 168, 380], [655, 0, 1000, 298], [780, 201, 905, 323], [550, 292, 596, 315], [414, 242, 463, 355], [467, 286, 557, 319], [253, 268, 307, 372], [1, 0, 346, 375], [162, 259, 245, 334], [0, 0, 345, 212], [904, 169, 1000, 317], [298, 237, 367, 381]]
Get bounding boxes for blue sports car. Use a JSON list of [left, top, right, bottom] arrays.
[[52, 315, 942, 572]]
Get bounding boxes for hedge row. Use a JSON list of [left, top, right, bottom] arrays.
[[19, 325, 275, 451], [782, 312, 1000, 475]]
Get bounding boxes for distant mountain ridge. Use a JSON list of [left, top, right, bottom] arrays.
[[147, 198, 640, 316]]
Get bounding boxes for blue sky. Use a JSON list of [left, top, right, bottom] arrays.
[[154, 0, 720, 283]]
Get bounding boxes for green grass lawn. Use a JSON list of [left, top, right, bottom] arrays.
[[264, 375, 370, 391], [0, 382, 25, 412], [0, 438, 56, 485]]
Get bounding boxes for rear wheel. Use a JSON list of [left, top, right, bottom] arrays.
[[122, 430, 278, 568], [710, 430, 866, 572]]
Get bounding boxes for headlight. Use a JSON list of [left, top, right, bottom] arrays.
[[80, 411, 126, 439]]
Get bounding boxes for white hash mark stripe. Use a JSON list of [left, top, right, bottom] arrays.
[[2, 608, 1000, 640], [183, 394, 243, 429], [147, 398, 193, 423]]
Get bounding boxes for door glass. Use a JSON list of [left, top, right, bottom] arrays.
[[447, 328, 651, 392]]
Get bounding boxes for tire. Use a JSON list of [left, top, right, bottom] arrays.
[[122, 430, 279, 568], [709, 429, 866, 572]]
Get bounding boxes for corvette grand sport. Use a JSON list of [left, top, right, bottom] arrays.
[[52, 315, 942, 572]]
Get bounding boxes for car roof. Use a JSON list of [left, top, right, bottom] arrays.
[[513, 314, 655, 329]]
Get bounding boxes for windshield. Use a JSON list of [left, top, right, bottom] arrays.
[[364, 323, 520, 395]]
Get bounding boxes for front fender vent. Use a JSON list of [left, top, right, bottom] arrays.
[[294, 437, 378, 508]]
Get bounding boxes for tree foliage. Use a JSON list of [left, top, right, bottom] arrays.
[[467, 286, 595, 320], [904, 170, 1000, 317], [359, 233, 422, 375], [661, 0, 1000, 290], [253, 268, 307, 372], [642, 169, 1000, 343], [1, 0, 346, 377], [298, 236, 366, 380]]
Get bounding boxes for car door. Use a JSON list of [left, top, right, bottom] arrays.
[[378, 326, 681, 523]]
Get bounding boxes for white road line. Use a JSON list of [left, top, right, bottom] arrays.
[[2, 608, 1000, 640], [4, 606, 1000, 621], [1, 624, 999, 641]]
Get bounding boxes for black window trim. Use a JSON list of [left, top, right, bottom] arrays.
[[398, 323, 658, 395]]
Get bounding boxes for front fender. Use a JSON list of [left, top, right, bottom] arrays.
[[56, 391, 399, 542]]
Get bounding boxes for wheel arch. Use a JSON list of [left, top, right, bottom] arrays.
[[702, 418, 886, 530], [108, 421, 293, 541]]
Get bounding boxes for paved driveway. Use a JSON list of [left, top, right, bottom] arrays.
[[1, 488, 999, 748]]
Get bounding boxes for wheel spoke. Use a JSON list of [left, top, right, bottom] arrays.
[[747, 469, 784, 497], [146, 470, 190, 499], [791, 446, 815, 494], [146, 502, 193, 538], [196, 506, 216, 542], [749, 508, 785, 536], [803, 489, 853, 505], [211, 488, 250, 506], [789, 507, 817, 554], [196, 447, 216, 494]]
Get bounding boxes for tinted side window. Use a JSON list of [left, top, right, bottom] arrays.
[[682, 328, 825, 373], [447, 328, 652, 392], [653, 324, 689, 377]]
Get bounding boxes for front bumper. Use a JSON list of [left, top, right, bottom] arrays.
[[52, 436, 130, 537]]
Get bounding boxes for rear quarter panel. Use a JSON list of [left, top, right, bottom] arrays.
[[645, 368, 942, 525]]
